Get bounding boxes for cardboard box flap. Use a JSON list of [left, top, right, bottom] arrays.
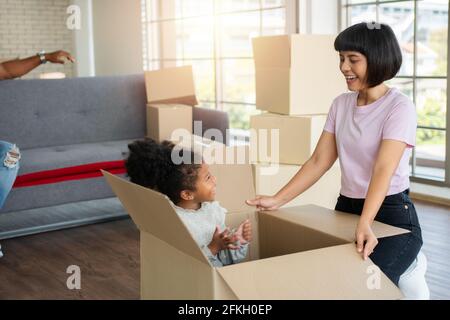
[[147, 103, 193, 109], [267, 204, 410, 242], [148, 95, 198, 106], [217, 243, 403, 300], [102, 171, 210, 265], [145, 65, 198, 106], [210, 163, 256, 214], [252, 35, 291, 68]]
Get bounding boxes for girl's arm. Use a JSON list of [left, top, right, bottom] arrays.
[[205, 226, 240, 267], [247, 131, 338, 210], [356, 139, 408, 260], [218, 243, 249, 265], [218, 219, 252, 265]]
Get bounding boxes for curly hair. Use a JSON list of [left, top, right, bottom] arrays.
[[125, 138, 202, 204]]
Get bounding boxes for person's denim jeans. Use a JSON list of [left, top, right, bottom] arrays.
[[335, 189, 423, 285], [0, 140, 20, 209]]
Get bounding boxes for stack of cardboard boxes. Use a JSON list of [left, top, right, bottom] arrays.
[[250, 34, 347, 209], [144, 65, 196, 142], [144, 65, 229, 151]]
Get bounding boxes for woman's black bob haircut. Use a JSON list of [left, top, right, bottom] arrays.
[[334, 22, 402, 88]]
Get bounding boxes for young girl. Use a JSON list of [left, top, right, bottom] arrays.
[[247, 22, 423, 286], [125, 138, 252, 267]]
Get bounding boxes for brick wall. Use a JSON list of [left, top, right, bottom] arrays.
[[0, 0, 74, 79]]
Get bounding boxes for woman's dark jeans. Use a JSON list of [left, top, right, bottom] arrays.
[[335, 189, 423, 285]]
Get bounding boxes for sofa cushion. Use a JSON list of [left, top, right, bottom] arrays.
[[1, 176, 126, 213], [0, 139, 134, 213], [0, 75, 147, 150], [17, 139, 133, 175]]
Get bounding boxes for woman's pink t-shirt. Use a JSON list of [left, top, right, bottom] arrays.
[[323, 87, 417, 198]]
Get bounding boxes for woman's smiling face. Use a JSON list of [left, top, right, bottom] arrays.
[[339, 51, 368, 91]]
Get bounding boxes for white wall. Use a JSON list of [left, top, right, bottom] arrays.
[[91, 0, 143, 76], [72, 0, 95, 77], [0, 0, 75, 79]]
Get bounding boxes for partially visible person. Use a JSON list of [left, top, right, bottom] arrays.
[[0, 142, 20, 258], [0, 50, 75, 258], [0, 50, 74, 80]]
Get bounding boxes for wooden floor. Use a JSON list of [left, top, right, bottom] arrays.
[[414, 200, 450, 300], [0, 218, 140, 299], [0, 199, 448, 300]]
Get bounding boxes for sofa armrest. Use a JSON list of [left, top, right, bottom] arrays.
[[192, 107, 230, 145]]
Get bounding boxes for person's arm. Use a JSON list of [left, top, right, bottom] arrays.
[[218, 219, 252, 265], [246, 131, 338, 210], [355, 139, 407, 260], [274, 131, 338, 206], [218, 243, 249, 265], [207, 226, 239, 256], [0, 50, 74, 80]]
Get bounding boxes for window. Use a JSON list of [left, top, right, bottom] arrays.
[[342, 0, 449, 186], [142, 0, 296, 134]]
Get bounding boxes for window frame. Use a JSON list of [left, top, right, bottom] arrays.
[[142, 0, 298, 120]]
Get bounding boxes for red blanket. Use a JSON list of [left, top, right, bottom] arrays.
[[13, 160, 126, 188]]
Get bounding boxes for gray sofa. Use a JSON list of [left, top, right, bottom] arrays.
[[0, 74, 229, 239]]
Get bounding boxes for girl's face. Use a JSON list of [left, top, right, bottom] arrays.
[[192, 163, 217, 202], [339, 51, 368, 91]]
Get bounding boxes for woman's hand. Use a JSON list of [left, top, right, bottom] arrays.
[[234, 219, 252, 244], [355, 221, 378, 260], [208, 226, 239, 255], [246, 195, 282, 211]]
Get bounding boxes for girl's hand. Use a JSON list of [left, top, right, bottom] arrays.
[[355, 221, 378, 260], [246, 195, 282, 211], [208, 226, 239, 255], [234, 219, 252, 244]]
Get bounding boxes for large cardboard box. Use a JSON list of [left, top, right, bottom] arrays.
[[144, 65, 198, 106], [103, 145, 407, 300], [145, 66, 198, 141], [252, 34, 347, 115], [146, 104, 193, 142], [253, 163, 341, 209], [250, 112, 326, 165]]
